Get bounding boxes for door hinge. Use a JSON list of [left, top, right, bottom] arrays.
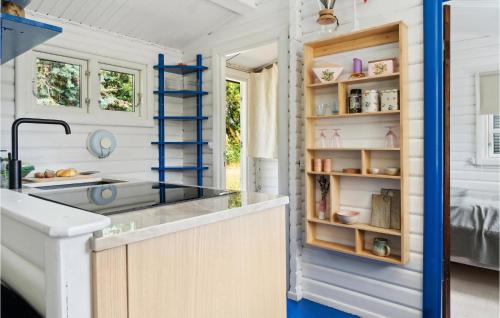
[[85, 70, 91, 77]]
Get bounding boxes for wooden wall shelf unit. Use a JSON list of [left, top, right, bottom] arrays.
[[304, 22, 408, 265]]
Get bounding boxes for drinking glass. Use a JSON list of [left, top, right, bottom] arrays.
[[384, 126, 399, 148], [331, 129, 342, 148], [318, 129, 328, 148], [331, 101, 339, 115], [316, 103, 329, 116]]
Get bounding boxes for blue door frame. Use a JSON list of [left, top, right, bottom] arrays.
[[423, 0, 449, 317]]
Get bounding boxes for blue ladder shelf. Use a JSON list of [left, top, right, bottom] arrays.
[[152, 166, 209, 171], [153, 90, 208, 98], [152, 54, 208, 186], [1, 13, 62, 64], [152, 141, 208, 145], [153, 64, 208, 75], [154, 116, 208, 121]]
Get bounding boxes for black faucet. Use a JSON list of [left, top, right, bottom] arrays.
[[9, 118, 71, 189]]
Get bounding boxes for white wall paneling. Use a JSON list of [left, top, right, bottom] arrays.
[[182, 0, 289, 189], [0, 13, 184, 183], [1, 1, 430, 316], [450, 16, 500, 202], [289, 1, 425, 317]]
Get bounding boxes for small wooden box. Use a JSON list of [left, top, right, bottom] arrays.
[[368, 58, 397, 77]]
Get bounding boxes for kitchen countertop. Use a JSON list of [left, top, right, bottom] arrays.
[[0, 188, 110, 237], [92, 190, 288, 251], [0, 177, 288, 251]]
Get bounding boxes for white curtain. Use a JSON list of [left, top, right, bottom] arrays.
[[247, 64, 278, 159]]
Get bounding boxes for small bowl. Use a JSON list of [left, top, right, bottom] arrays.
[[342, 168, 361, 174], [368, 168, 380, 175], [383, 167, 400, 176], [336, 211, 360, 224]]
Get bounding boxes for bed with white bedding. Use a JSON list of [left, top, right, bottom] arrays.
[[450, 204, 499, 270]]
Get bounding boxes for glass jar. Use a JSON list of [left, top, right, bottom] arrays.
[[349, 89, 362, 113], [362, 89, 380, 113]]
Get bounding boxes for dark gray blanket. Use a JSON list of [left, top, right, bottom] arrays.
[[451, 205, 499, 267]]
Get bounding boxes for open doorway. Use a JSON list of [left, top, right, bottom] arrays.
[[223, 42, 279, 193], [444, 2, 500, 318], [224, 76, 247, 191]]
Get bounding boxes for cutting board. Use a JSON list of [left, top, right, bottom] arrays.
[[23, 174, 95, 183], [371, 194, 391, 228]]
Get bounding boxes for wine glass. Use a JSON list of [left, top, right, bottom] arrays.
[[318, 129, 328, 148], [384, 126, 399, 148], [331, 129, 342, 148]]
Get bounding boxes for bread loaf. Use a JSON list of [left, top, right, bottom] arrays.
[[34, 172, 45, 178], [56, 168, 78, 177], [44, 170, 56, 178]]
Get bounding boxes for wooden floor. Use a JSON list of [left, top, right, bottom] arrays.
[[2, 282, 358, 318], [288, 299, 358, 318], [450, 262, 499, 318]]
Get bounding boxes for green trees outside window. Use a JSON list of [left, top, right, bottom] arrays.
[[35, 58, 81, 107], [99, 69, 135, 112], [225, 80, 242, 190], [225, 81, 241, 165]]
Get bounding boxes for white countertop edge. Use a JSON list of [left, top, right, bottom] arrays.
[[0, 189, 111, 237], [92, 196, 289, 251]]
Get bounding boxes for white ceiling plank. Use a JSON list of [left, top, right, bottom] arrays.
[[47, 0, 75, 18], [35, 0, 61, 14], [81, 0, 116, 26], [226, 41, 278, 69], [23, 0, 262, 48], [62, 0, 90, 21], [71, 0, 101, 23], [26, 0, 44, 11], [207, 0, 256, 14], [101, 0, 134, 29], [91, 0, 128, 28]]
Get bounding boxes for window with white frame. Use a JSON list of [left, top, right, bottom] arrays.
[[98, 64, 141, 113], [16, 46, 150, 126], [489, 115, 500, 157], [34, 53, 87, 109], [475, 71, 500, 165]]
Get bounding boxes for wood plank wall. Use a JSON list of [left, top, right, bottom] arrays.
[[0, 12, 185, 183], [450, 16, 500, 202], [293, 1, 425, 317]]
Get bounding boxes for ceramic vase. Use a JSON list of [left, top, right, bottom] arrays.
[[318, 197, 327, 220]]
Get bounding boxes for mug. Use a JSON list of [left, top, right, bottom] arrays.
[[372, 237, 391, 257]]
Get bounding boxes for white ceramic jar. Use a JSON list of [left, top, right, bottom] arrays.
[[380, 89, 399, 111], [362, 89, 380, 113]]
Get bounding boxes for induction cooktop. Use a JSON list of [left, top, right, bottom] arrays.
[[29, 182, 234, 216]]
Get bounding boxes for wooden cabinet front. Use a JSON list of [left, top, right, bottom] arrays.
[[93, 206, 286, 318]]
